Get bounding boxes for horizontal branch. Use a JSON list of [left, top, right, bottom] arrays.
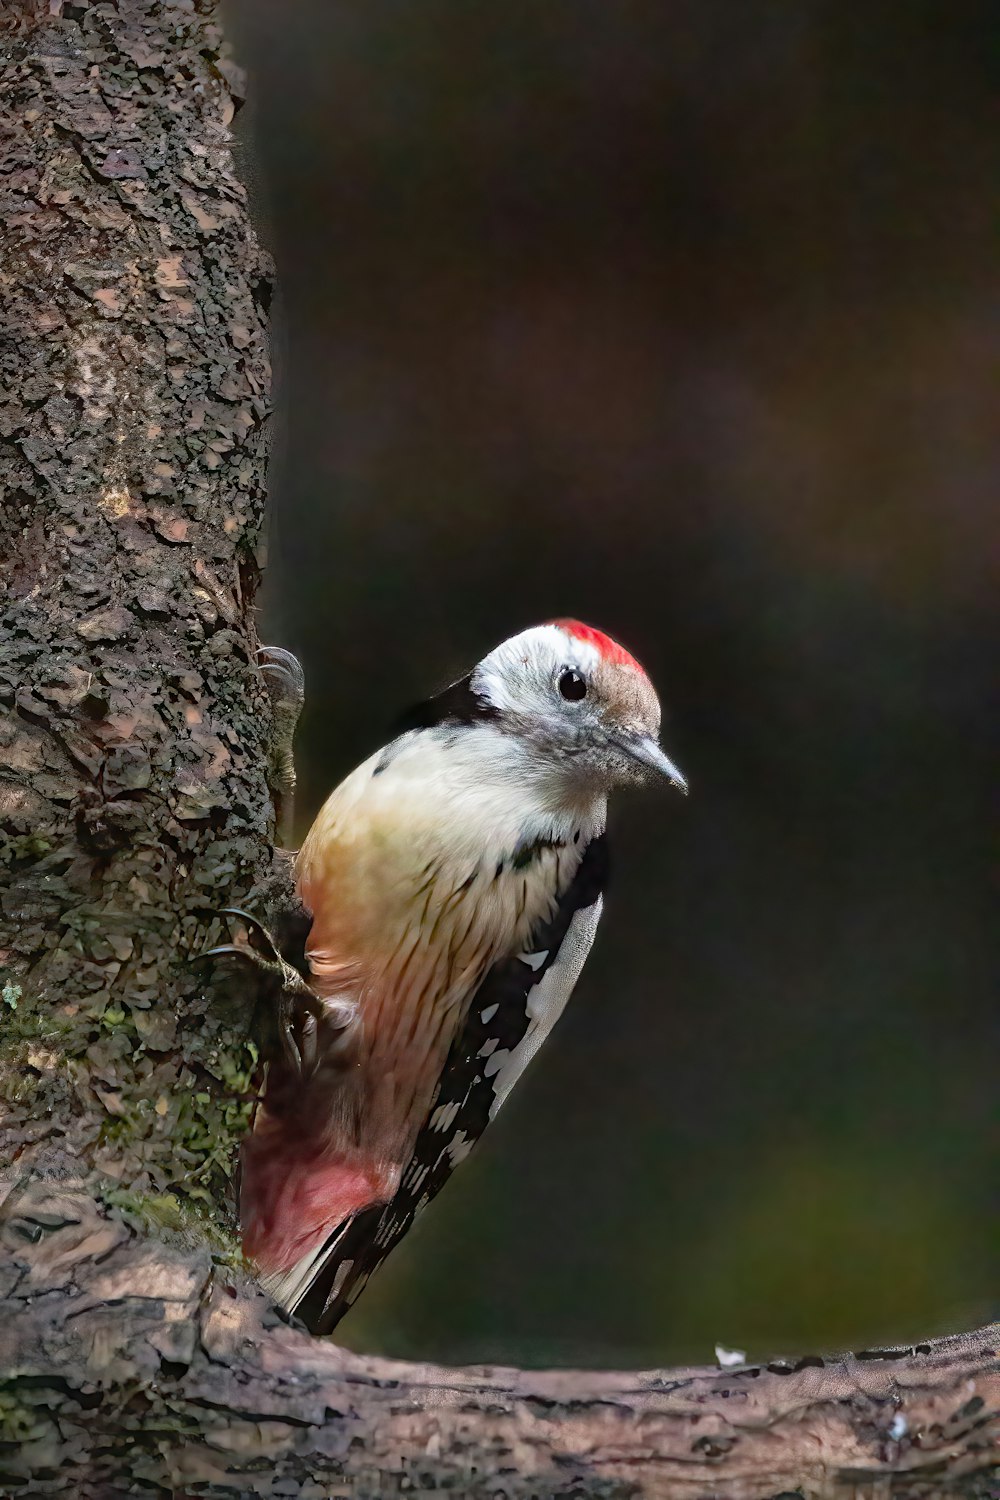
[[1, 1179, 997, 1498]]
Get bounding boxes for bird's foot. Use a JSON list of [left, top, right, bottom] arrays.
[[205, 906, 316, 999], [257, 645, 305, 848], [200, 906, 325, 1075]]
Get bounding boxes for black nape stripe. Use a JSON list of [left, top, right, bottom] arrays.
[[392, 672, 499, 735]]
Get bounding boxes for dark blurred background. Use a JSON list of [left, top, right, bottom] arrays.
[[229, 1, 996, 1369]]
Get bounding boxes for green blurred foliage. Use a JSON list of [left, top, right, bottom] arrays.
[[228, 0, 996, 1367]]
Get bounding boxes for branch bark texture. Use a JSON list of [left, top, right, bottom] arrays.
[[2, 1181, 998, 1498], [0, 3, 997, 1498]]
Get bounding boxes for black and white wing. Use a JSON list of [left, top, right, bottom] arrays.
[[289, 832, 608, 1335]]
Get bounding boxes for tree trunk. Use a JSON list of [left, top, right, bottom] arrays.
[[0, 0, 273, 1230], [0, 3, 997, 1496]]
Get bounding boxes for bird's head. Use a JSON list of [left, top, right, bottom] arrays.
[[466, 620, 688, 796]]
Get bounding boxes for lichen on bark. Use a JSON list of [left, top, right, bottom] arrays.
[[0, 0, 275, 1244]]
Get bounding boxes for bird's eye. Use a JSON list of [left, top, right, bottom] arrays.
[[558, 668, 587, 702]]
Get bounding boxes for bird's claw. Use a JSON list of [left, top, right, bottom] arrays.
[[218, 905, 283, 963], [255, 645, 304, 846], [256, 646, 305, 704], [209, 907, 321, 1007], [199, 942, 254, 962], [197, 906, 325, 1075]]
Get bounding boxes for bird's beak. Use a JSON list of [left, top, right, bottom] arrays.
[[616, 734, 689, 794]]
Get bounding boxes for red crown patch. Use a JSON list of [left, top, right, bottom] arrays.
[[550, 619, 644, 673]]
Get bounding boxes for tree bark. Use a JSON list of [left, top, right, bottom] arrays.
[[0, 3, 997, 1497], [0, 0, 273, 1232]]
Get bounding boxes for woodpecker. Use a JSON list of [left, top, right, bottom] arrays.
[[234, 620, 687, 1333]]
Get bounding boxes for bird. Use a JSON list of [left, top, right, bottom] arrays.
[[234, 619, 687, 1333]]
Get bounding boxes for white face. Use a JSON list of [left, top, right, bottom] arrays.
[[470, 622, 687, 794]]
